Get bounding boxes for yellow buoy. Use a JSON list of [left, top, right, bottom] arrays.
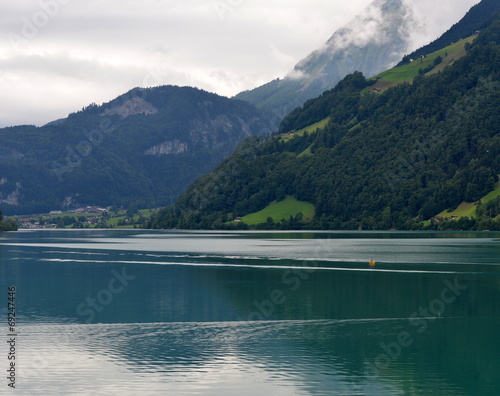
[[369, 259, 376, 268]]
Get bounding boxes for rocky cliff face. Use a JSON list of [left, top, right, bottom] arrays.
[[101, 97, 159, 118], [0, 181, 21, 206], [145, 140, 188, 156]]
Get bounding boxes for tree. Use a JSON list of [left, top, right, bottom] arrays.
[[294, 212, 304, 222], [0, 219, 17, 231], [126, 203, 138, 218], [72, 221, 85, 229], [381, 206, 392, 229]]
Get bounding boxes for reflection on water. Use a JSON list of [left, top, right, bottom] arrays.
[[0, 230, 499, 395]]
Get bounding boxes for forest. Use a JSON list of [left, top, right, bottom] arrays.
[[148, 19, 500, 231]]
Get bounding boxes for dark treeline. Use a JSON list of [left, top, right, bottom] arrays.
[[0, 209, 17, 231]]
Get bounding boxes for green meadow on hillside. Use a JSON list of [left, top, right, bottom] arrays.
[[280, 117, 331, 141], [363, 35, 478, 94], [436, 177, 500, 219], [241, 196, 315, 225]]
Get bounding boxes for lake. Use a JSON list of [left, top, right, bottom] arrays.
[[0, 229, 499, 395]]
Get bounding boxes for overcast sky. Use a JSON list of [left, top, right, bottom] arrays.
[[0, 0, 479, 127]]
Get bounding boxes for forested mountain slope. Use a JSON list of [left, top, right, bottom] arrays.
[[0, 86, 269, 215], [149, 20, 500, 230]]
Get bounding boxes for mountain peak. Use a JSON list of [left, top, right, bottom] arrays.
[[235, 0, 419, 122], [293, 0, 414, 84]]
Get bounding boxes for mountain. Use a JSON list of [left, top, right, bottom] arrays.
[[0, 86, 270, 215], [397, 0, 500, 66], [235, 0, 495, 126], [235, 0, 421, 124], [148, 16, 500, 231]]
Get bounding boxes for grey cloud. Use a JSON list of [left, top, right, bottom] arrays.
[[0, 0, 482, 127], [1, 53, 141, 84]]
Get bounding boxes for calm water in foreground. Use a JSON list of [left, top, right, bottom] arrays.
[[0, 229, 499, 395]]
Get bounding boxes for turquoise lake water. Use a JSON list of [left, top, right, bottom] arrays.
[[0, 229, 499, 395]]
